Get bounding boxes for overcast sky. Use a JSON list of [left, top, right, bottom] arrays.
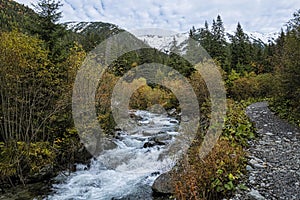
[[15, 0, 300, 34]]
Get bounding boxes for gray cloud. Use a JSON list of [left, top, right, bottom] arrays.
[[15, 0, 300, 33]]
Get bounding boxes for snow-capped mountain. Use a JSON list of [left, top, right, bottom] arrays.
[[135, 31, 279, 52], [64, 21, 122, 35], [247, 31, 279, 44], [64, 21, 279, 53], [226, 30, 279, 44], [136, 32, 189, 53]]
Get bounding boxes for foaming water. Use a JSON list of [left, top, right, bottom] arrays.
[[46, 110, 179, 200]]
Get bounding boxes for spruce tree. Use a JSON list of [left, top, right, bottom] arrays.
[[30, 0, 66, 60], [211, 15, 227, 67], [230, 22, 251, 72], [198, 21, 213, 55]]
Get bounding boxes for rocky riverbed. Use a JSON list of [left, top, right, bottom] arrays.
[[232, 102, 300, 200]]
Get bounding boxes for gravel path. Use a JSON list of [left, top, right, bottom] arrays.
[[233, 102, 300, 200]]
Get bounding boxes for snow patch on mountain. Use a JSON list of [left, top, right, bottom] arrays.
[[65, 21, 92, 33], [136, 32, 189, 53], [247, 31, 279, 44], [227, 30, 279, 44], [64, 21, 121, 34]]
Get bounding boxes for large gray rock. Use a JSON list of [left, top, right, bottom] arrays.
[[152, 171, 175, 195]]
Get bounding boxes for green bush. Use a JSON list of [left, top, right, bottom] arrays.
[[223, 100, 256, 146], [174, 100, 254, 199], [228, 72, 278, 101]]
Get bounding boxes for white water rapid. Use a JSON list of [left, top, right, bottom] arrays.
[[46, 110, 180, 200]]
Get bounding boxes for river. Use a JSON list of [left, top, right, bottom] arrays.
[[45, 109, 179, 200]]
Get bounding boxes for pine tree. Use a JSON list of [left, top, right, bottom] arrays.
[[210, 15, 227, 67], [189, 26, 196, 38], [198, 21, 213, 55], [230, 22, 251, 72], [29, 0, 66, 60]]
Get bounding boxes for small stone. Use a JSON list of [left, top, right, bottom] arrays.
[[283, 138, 290, 142], [253, 163, 265, 169], [265, 132, 273, 136], [247, 189, 265, 200], [257, 129, 264, 134], [249, 159, 258, 166], [246, 165, 254, 171], [249, 175, 255, 181]]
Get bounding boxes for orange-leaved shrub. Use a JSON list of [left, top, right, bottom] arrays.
[[174, 139, 246, 200]]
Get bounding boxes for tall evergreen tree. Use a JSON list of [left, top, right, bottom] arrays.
[[210, 15, 227, 67], [29, 0, 67, 60], [230, 22, 251, 72], [198, 21, 213, 55]]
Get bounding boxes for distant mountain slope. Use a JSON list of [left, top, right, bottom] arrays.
[[65, 21, 121, 35], [0, 1, 125, 52], [64, 21, 125, 51], [0, 0, 36, 31]]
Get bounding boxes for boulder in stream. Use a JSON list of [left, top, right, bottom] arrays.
[[152, 170, 175, 195]]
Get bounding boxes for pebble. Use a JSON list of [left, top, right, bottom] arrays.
[[253, 163, 265, 169], [265, 132, 273, 136], [247, 189, 265, 200], [246, 165, 254, 171]]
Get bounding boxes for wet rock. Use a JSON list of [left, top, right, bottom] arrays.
[[149, 134, 172, 142], [152, 171, 175, 195], [115, 131, 125, 140], [113, 185, 154, 200], [143, 140, 165, 148], [143, 141, 156, 148], [167, 108, 177, 116], [151, 171, 160, 176], [129, 112, 143, 120], [170, 120, 178, 124], [143, 133, 172, 148]]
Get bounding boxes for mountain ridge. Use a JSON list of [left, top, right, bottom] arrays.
[[64, 21, 279, 53]]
